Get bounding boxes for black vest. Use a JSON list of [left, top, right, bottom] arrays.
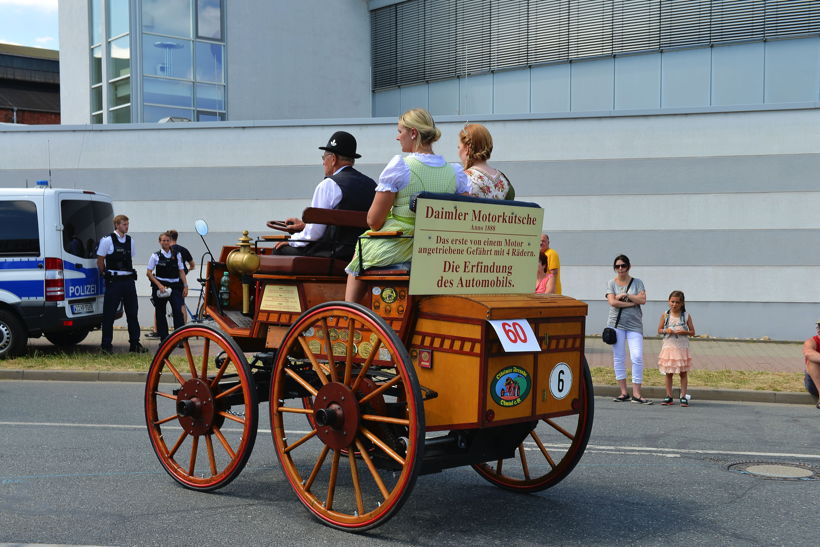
[[105, 233, 133, 272], [154, 249, 180, 280], [305, 166, 376, 259]]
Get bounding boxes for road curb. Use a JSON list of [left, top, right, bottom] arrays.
[[1, 369, 816, 405]]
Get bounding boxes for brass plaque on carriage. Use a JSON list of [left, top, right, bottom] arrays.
[[260, 284, 301, 312], [411, 198, 544, 295]]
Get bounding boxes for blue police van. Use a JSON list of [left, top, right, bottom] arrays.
[[0, 185, 114, 358]]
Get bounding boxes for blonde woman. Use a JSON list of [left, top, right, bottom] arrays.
[[458, 123, 514, 200], [345, 108, 471, 302]]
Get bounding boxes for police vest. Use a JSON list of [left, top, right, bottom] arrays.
[[105, 233, 133, 272], [153, 249, 180, 280]]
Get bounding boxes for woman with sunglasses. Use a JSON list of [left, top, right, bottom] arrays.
[[606, 254, 651, 404]]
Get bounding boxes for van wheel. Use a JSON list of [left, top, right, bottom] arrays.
[[45, 328, 91, 348], [0, 310, 27, 359]]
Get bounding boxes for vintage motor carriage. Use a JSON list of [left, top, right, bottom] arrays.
[[144, 194, 594, 531]]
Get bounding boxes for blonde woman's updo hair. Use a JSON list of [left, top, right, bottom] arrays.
[[459, 123, 493, 170], [399, 108, 441, 147]]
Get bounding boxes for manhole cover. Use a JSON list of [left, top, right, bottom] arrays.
[[728, 462, 818, 481]]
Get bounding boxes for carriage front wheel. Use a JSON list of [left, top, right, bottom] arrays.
[[270, 302, 424, 532], [145, 324, 258, 491], [472, 358, 594, 492]]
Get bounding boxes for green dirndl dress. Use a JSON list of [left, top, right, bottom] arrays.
[[347, 156, 457, 275]]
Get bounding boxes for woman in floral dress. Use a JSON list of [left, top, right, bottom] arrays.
[[458, 123, 515, 200]]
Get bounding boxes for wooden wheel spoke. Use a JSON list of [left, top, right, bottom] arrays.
[[355, 438, 389, 500], [214, 383, 242, 400], [360, 425, 405, 466], [188, 435, 199, 475], [495, 458, 503, 476], [184, 340, 197, 378], [217, 410, 245, 425], [213, 427, 236, 459], [155, 413, 179, 426], [544, 418, 575, 441], [519, 444, 530, 480], [200, 338, 211, 379], [167, 430, 188, 459], [298, 337, 329, 386], [359, 375, 401, 405], [304, 445, 330, 492], [326, 449, 341, 510], [277, 406, 314, 415], [348, 449, 365, 516], [530, 430, 557, 469], [343, 321, 356, 385], [284, 428, 318, 454], [205, 434, 217, 476], [361, 414, 409, 426], [155, 390, 176, 401], [351, 338, 381, 392], [209, 355, 232, 388], [284, 366, 319, 397], [163, 358, 186, 385], [321, 319, 339, 383]]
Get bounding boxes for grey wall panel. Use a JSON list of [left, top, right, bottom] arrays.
[[531, 63, 570, 113], [494, 154, 820, 196], [459, 73, 493, 115], [615, 54, 661, 111], [428, 78, 459, 115], [712, 42, 764, 106], [764, 38, 820, 104], [661, 48, 711, 109], [493, 69, 530, 114], [373, 89, 400, 118], [570, 58, 614, 112], [400, 84, 429, 113], [543, 230, 820, 267]]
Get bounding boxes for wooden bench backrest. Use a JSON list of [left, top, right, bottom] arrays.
[[301, 208, 369, 229]]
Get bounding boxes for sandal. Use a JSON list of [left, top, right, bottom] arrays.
[[680, 397, 689, 407], [613, 394, 630, 402], [661, 397, 674, 406], [631, 396, 653, 405]]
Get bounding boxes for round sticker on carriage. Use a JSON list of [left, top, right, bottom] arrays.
[[490, 366, 531, 407], [549, 362, 573, 400], [381, 287, 397, 304]]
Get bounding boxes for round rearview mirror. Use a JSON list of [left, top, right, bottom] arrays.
[[194, 219, 209, 236]]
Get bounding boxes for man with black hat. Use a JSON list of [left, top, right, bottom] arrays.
[[802, 319, 820, 407], [273, 131, 376, 260]]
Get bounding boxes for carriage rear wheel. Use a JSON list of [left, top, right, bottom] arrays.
[[145, 324, 258, 491], [472, 358, 594, 492], [270, 302, 424, 531]]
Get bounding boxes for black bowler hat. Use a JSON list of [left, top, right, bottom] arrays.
[[319, 131, 361, 159]]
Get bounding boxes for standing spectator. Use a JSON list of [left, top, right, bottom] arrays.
[[169, 229, 195, 321], [540, 233, 562, 295], [146, 232, 188, 342], [97, 214, 146, 353], [606, 254, 650, 404], [657, 290, 696, 406], [535, 252, 555, 294], [457, 123, 515, 200], [802, 320, 820, 408]]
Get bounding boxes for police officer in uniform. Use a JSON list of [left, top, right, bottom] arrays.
[[97, 214, 146, 353], [273, 131, 376, 260], [147, 231, 188, 341]]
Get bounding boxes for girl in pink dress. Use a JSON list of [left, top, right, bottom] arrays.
[[657, 290, 695, 406], [535, 252, 554, 294]]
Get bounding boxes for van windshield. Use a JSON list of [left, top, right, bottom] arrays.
[[61, 200, 115, 258], [0, 200, 39, 256]]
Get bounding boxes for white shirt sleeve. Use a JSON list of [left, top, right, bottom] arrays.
[[375, 155, 410, 193], [452, 163, 471, 194], [147, 252, 159, 271], [96, 236, 113, 257], [288, 176, 343, 247]]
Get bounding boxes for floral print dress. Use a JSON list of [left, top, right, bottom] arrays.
[[465, 166, 513, 200]]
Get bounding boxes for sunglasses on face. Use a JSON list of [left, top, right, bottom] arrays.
[[614, 264, 628, 270]]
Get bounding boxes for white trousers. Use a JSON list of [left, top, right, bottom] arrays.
[[612, 328, 644, 384]]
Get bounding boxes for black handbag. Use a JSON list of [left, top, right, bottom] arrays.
[[602, 278, 633, 345]]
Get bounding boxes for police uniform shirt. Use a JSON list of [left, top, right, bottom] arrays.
[[147, 249, 185, 283], [97, 232, 137, 276]]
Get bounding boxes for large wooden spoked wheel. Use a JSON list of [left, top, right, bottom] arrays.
[[270, 302, 424, 531], [472, 358, 594, 492], [145, 324, 258, 491]]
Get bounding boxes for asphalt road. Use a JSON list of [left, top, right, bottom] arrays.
[[0, 381, 817, 546]]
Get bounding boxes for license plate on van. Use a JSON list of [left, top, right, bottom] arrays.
[[71, 302, 94, 315]]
